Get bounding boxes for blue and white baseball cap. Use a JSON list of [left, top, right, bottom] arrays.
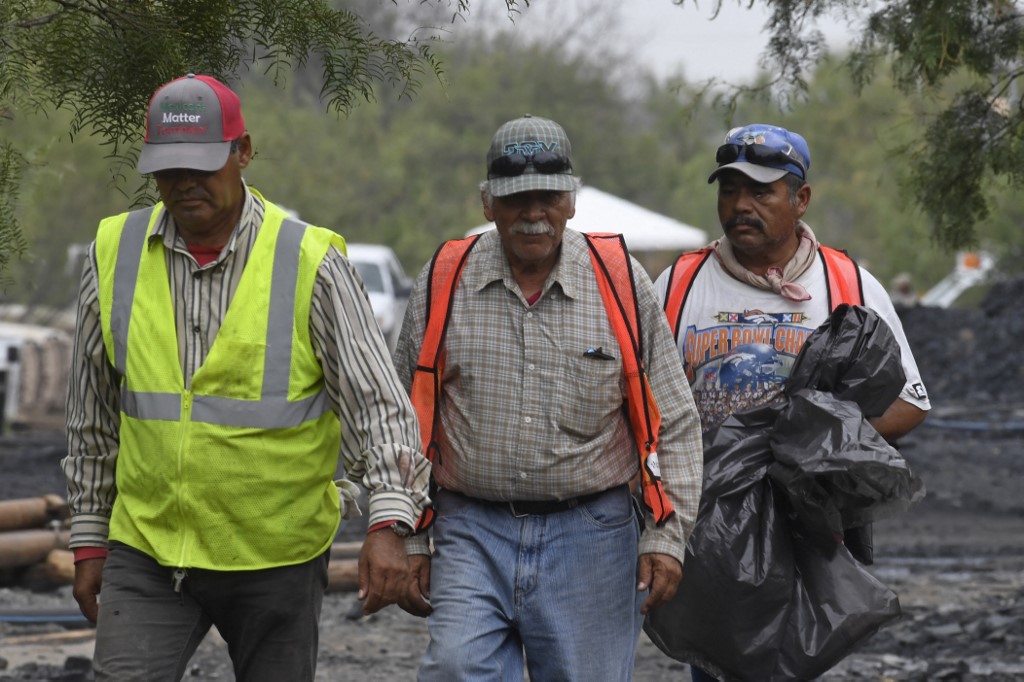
[[708, 124, 810, 184]]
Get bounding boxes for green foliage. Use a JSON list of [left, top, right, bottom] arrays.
[[0, 0, 522, 277], [712, 0, 1024, 248], [851, 0, 1024, 248], [4, 1, 1023, 313], [0, 141, 29, 288], [244, 32, 713, 272]]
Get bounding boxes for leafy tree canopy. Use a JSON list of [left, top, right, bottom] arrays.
[[7, 33, 1021, 317], [3, 0, 1022, 289], [701, 0, 1024, 249], [0, 0, 526, 281]]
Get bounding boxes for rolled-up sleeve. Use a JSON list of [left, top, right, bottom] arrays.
[[62, 246, 121, 549]]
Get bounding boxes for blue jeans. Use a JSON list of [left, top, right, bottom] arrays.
[[418, 486, 644, 681]]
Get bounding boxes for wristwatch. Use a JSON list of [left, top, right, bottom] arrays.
[[390, 521, 413, 538]]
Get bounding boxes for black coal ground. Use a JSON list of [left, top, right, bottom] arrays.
[[2, 278, 1023, 681]]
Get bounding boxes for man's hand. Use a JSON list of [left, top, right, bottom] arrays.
[[637, 553, 682, 614], [73, 557, 105, 623], [402, 554, 432, 618], [358, 527, 430, 616]]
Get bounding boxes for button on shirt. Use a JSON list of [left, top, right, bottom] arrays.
[[393, 228, 703, 563], [63, 185, 430, 549]]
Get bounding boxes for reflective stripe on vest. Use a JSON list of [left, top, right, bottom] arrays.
[[109, 209, 330, 427], [410, 233, 676, 530], [663, 245, 864, 342]]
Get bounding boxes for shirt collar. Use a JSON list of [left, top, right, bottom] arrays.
[[459, 227, 589, 301]]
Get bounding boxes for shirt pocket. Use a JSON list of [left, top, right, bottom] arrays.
[[555, 350, 625, 439]]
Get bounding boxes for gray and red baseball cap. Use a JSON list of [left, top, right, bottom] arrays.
[[137, 73, 246, 174]]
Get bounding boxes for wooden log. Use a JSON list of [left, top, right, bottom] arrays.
[[330, 541, 363, 560], [15, 549, 75, 591], [40, 548, 75, 585], [326, 558, 359, 592], [31, 550, 353, 592], [0, 629, 95, 645], [0, 495, 68, 532], [0, 529, 71, 568]]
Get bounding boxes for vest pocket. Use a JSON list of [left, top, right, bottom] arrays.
[[193, 338, 267, 397]]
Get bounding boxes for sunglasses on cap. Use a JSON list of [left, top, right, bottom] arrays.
[[715, 143, 806, 177], [488, 151, 573, 178]]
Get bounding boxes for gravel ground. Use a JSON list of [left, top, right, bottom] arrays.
[[1, 278, 1023, 681]]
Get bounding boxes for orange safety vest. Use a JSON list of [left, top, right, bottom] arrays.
[[662, 245, 864, 341], [411, 232, 676, 532]]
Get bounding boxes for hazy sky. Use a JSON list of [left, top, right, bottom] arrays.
[[458, 0, 854, 84], [620, 0, 854, 82]]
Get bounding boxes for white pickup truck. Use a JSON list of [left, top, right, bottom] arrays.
[[345, 243, 413, 353]]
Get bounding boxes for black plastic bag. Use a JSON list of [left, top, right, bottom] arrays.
[[768, 390, 925, 553], [786, 304, 906, 416], [644, 306, 923, 680]]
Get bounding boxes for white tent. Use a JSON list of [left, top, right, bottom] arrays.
[[467, 186, 708, 252]]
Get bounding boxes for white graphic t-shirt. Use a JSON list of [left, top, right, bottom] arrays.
[[654, 255, 930, 432]]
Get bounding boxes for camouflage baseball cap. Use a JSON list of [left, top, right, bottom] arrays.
[[485, 115, 577, 197]]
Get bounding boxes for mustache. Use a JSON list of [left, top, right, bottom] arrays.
[[173, 189, 210, 202], [724, 215, 766, 231], [509, 220, 555, 237]]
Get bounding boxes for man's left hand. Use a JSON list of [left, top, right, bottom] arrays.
[[637, 553, 683, 614], [358, 526, 415, 615]]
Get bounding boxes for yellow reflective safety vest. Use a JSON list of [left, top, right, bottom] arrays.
[[94, 193, 345, 570]]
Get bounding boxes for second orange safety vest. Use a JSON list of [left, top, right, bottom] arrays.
[[662, 244, 864, 341], [410, 233, 676, 532]]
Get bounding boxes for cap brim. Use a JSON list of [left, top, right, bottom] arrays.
[[707, 162, 788, 185], [138, 141, 232, 174], [489, 172, 577, 197]]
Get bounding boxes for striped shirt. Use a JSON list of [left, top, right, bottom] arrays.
[[393, 228, 703, 564], [62, 184, 430, 550]]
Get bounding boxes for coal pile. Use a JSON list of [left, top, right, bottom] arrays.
[[898, 275, 1024, 407]]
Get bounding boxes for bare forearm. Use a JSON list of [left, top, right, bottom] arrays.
[[869, 398, 927, 443]]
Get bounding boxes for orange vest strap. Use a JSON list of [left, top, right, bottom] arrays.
[[662, 245, 864, 333], [663, 248, 714, 341], [410, 235, 480, 532], [584, 233, 675, 526], [818, 245, 864, 310]]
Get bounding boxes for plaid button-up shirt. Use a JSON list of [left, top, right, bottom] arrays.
[[393, 228, 703, 564]]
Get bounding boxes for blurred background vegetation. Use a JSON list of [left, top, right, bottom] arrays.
[[3, 1, 1021, 315]]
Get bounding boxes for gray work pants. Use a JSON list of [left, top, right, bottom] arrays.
[[93, 541, 328, 682]]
